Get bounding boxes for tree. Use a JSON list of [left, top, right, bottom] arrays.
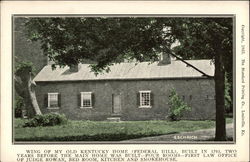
[[170, 18, 233, 140], [14, 18, 47, 118], [24, 17, 232, 140], [15, 62, 42, 117], [225, 73, 232, 113], [24, 18, 176, 72]]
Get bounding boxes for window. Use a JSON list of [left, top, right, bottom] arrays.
[[80, 92, 92, 108], [139, 91, 151, 108], [48, 93, 59, 109]]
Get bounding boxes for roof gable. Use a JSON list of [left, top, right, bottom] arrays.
[[33, 60, 214, 82]]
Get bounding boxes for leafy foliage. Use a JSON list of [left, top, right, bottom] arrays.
[[15, 61, 41, 117], [24, 17, 232, 75], [14, 96, 25, 118], [15, 61, 35, 76], [24, 113, 67, 127], [25, 17, 178, 72], [168, 18, 232, 140], [168, 89, 192, 121], [14, 62, 34, 118], [171, 18, 233, 113], [172, 18, 232, 60], [14, 17, 47, 77]]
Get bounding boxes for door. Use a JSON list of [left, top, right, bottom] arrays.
[[112, 94, 121, 114]]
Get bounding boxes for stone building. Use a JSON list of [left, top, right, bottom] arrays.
[[33, 54, 215, 121]]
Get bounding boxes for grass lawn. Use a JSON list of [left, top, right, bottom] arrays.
[[14, 118, 233, 141]]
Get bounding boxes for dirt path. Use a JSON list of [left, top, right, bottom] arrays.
[[124, 123, 234, 142]]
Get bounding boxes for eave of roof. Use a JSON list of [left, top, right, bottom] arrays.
[[33, 59, 215, 82], [34, 76, 214, 83]]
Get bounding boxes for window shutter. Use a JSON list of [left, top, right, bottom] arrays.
[[150, 92, 154, 106], [78, 93, 81, 107], [44, 94, 48, 108], [58, 93, 61, 107], [91, 93, 95, 107], [137, 92, 140, 106]]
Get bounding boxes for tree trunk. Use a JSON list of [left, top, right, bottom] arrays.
[[15, 72, 42, 118], [214, 53, 226, 141], [28, 75, 42, 115]]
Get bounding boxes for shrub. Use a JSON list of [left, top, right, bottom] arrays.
[[167, 89, 192, 121], [15, 96, 25, 118], [24, 113, 67, 127]]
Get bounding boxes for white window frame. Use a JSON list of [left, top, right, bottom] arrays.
[[80, 92, 93, 108], [139, 90, 152, 108], [48, 92, 59, 109]]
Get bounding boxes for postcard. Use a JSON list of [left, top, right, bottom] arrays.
[[1, 1, 249, 162]]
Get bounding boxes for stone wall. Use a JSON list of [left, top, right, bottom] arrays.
[[35, 78, 215, 121]]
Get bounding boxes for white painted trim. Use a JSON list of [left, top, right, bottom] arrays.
[[80, 92, 92, 108], [48, 92, 59, 95], [139, 90, 151, 107], [80, 106, 93, 109], [139, 90, 151, 93], [80, 92, 92, 94], [138, 106, 152, 109], [48, 92, 59, 108], [47, 107, 60, 110]]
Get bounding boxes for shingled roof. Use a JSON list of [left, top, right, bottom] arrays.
[[33, 59, 214, 82]]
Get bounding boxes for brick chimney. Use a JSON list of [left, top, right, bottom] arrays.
[[158, 52, 171, 65], [69, 64, 80, 72]]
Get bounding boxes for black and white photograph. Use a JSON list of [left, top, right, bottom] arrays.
[[13, 16, 234, 142]]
